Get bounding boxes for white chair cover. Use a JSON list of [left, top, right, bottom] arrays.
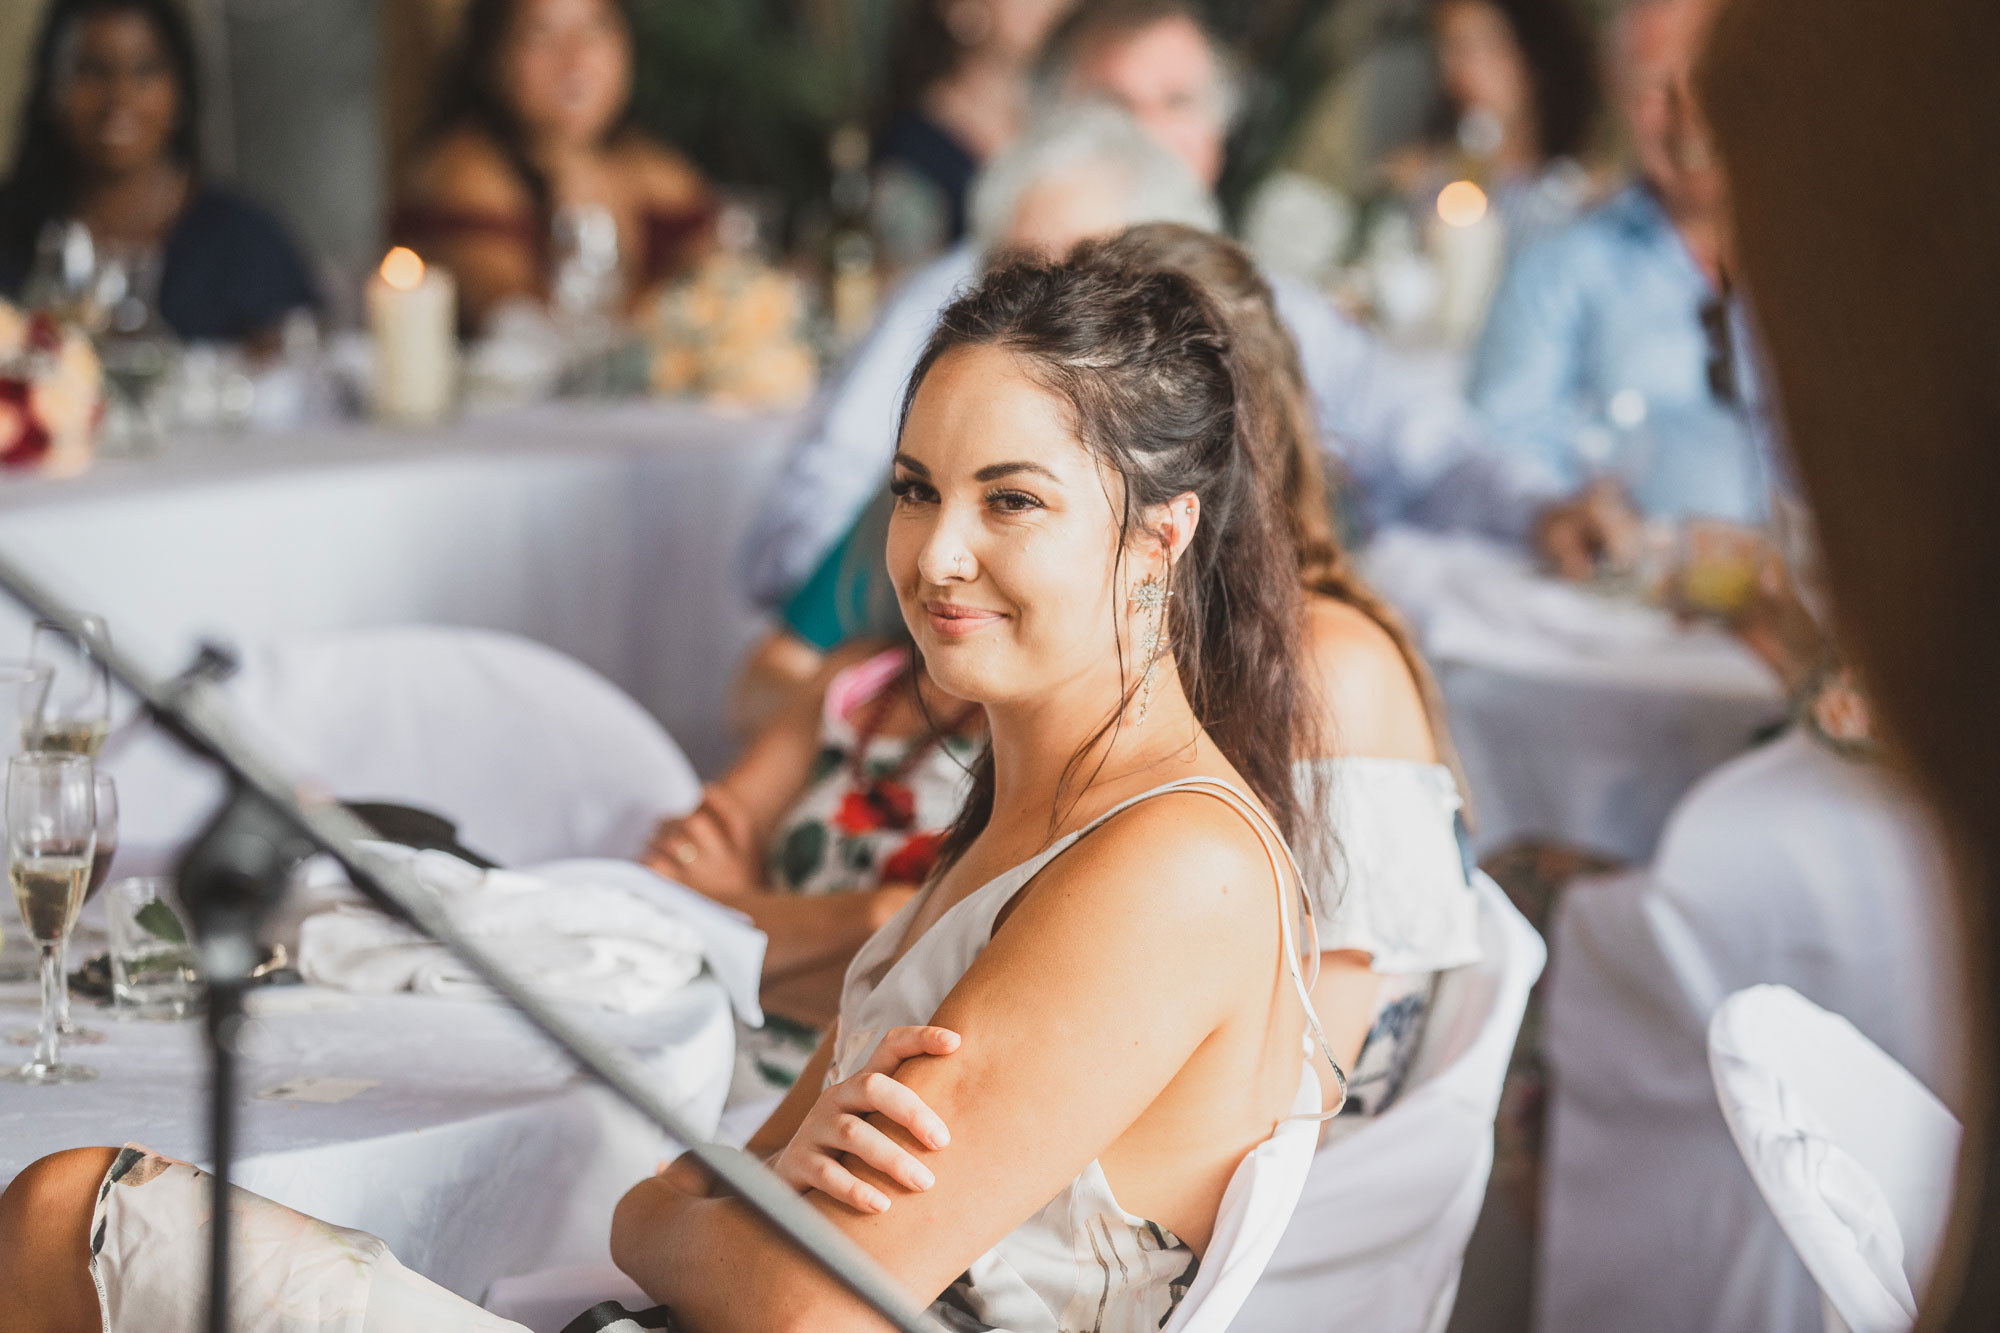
[[1536, 732, 1961, 1333], [105, 626, 700, 870], [1709, 985, 1961, 1333], [1229, 873, 1546, 1333]]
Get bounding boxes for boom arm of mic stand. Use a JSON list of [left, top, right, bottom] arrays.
[[0, 554, 943, 1333]]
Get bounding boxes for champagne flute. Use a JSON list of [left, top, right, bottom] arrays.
[[3, 753, 97, 1084], [26, 615, 112, 756], [11, 773, 117, 1046], [0, 662, 52, 982]]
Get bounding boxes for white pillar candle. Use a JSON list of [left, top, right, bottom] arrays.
[[367, 247, 457, 424], [1431, 180, 1507, 346]]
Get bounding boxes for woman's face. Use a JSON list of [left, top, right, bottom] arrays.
[[1434, 0, 1531, 129], [501, 0, 632, 148], [55, 11, 181, 178], [887, 345, 1178, 713]]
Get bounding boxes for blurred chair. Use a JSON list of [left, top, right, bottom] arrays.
[[1229, 873, 1546, 1333], [486, 881, 1542, 1333], [106, 625, 699, 869], [1709, 984, 1961, 1333], [1535, 732, 1960, 1333]]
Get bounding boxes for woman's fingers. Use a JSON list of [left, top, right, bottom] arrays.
[[838, 1070, 951, 1151], [801, 1152, 891, 1215], [863, 1025, 962, 1075], [821, 1109, 937, 1193]]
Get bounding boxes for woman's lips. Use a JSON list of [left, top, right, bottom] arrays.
[[924, 600, 1005, 638]]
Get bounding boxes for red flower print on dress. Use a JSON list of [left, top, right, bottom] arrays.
[[832, 781, 918, 835], [880, 831, 945, 885]]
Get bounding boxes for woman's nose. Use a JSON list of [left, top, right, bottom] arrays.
[[915, 518, 976, 586]]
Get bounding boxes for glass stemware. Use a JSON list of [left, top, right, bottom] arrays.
[[26, 614, 112, 756], [0, 662, 52, 984], [12, 773, 117, 1046], [3, 752, 97, 1084]]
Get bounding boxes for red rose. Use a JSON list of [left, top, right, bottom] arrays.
[[881, 831, 945, 885]]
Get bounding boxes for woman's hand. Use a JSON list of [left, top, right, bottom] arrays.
[[643, 783, 765, 896], [770, 1025, 960, 1214]]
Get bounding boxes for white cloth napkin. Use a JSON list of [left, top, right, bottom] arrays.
[[297, 848, 766, 1022]]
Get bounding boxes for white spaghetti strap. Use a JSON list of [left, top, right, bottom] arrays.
[[1074, 777, 1349, 1121]]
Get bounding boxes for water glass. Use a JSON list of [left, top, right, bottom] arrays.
[[106, 877, 198, 1020], [4, 752, 97, 1083], [26, 615, 112, 756]]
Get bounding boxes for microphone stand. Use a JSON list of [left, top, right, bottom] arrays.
[[0, 555, 942, 1333]]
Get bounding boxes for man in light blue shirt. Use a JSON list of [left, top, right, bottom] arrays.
[[1469, 0, 1765, 524], [743, 0, 1578, 617]]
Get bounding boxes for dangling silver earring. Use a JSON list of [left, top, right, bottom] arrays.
[[1131, 573, 1173, 724]]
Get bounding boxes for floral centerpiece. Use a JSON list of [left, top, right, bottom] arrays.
[[647, 255, 817, 411], [0, 299, 102, 474]]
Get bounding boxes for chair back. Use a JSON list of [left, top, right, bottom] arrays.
[[107, 626, 698, 869], [1709, 984, 1961, 1333], [1229, 873, 1546, 1332]]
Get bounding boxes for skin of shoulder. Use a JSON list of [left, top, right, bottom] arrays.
[[402, 127, 532, 215], [1303, 594, 1438, 764], [612, 131, 710, 211], [617, 788, 1300, 1330]]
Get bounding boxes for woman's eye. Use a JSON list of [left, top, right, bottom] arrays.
[[889, 477, 937, 505], [987, 489, 1041, 514]]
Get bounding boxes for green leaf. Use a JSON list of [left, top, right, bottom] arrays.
[[133, 898, 187, 944]]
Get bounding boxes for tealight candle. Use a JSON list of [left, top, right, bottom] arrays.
[[1431, 180, 1506, 346], [367, 246, 457, 424]]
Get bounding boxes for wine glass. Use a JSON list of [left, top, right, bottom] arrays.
[[3, 752, 97, 1084], [26, 615, 111, 756], [12, 773, 117, 1047]]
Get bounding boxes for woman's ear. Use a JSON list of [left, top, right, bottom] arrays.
[[1143, 492, 1202, 567]]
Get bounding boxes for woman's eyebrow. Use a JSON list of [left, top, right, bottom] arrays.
[[891, 453, 930, 477], [973, 462, 1060, 483]]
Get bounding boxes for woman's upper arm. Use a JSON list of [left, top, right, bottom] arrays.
[[718, 640, 886, 840], [811, 799, 1275, 1296]]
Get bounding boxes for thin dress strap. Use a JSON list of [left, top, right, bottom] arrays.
[[1071, 777, 1349, 1121]]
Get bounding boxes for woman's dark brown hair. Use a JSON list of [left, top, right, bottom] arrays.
[[1429, 0, 1601, 162], [1093, 223, 1462, 784], [426, 0, 637, 225], [904, 243, 1314, 865]]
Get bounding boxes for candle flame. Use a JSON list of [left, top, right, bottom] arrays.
[[380, 246, 426, 291], [1437, 180, 1489, 229]]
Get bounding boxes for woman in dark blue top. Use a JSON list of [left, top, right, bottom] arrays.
[[0, 0, 317, 345]]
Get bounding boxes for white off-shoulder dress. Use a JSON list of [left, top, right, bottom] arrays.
[[1295, 757, 1483, 1116], [81, 780, 1332, 1333]]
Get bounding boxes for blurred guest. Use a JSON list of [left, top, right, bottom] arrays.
[[1385, 0, 1602, 256], [870, 0, 1074, 268], [396, 0, 713, 332], [744, 1, 1587, 631], [0, 0, 318, 345], [642, 638, 980, 1092], [1468, 0, 1765, 524]]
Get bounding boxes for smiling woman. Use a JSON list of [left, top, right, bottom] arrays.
[[0, 244, 1338, 1333]]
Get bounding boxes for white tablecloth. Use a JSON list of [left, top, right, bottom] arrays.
[[1365, 528, 1787, 862], [0, 974, 734, 1301], [0, 401, 796, 777]]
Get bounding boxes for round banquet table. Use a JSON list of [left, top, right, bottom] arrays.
[[0, 967, 734, 1303], [0, 400, 798, 778], [1364, 527, 1790, 864]]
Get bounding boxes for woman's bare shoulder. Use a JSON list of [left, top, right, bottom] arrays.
[[403, 128, 530, 213], [613, 133, 710, 211], [1303, 595, 1437, 763]]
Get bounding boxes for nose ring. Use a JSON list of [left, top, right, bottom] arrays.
[[952, 554, 968, 577]]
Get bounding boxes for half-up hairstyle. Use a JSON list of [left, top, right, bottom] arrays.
[[903, 244, 1314, 869], [1093, 223, 1464, 788]]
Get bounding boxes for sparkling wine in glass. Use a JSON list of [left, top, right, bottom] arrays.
[[3, 752, 97, 1084], [25, 616, 112, 758], [31, 772, 116, 1046]]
